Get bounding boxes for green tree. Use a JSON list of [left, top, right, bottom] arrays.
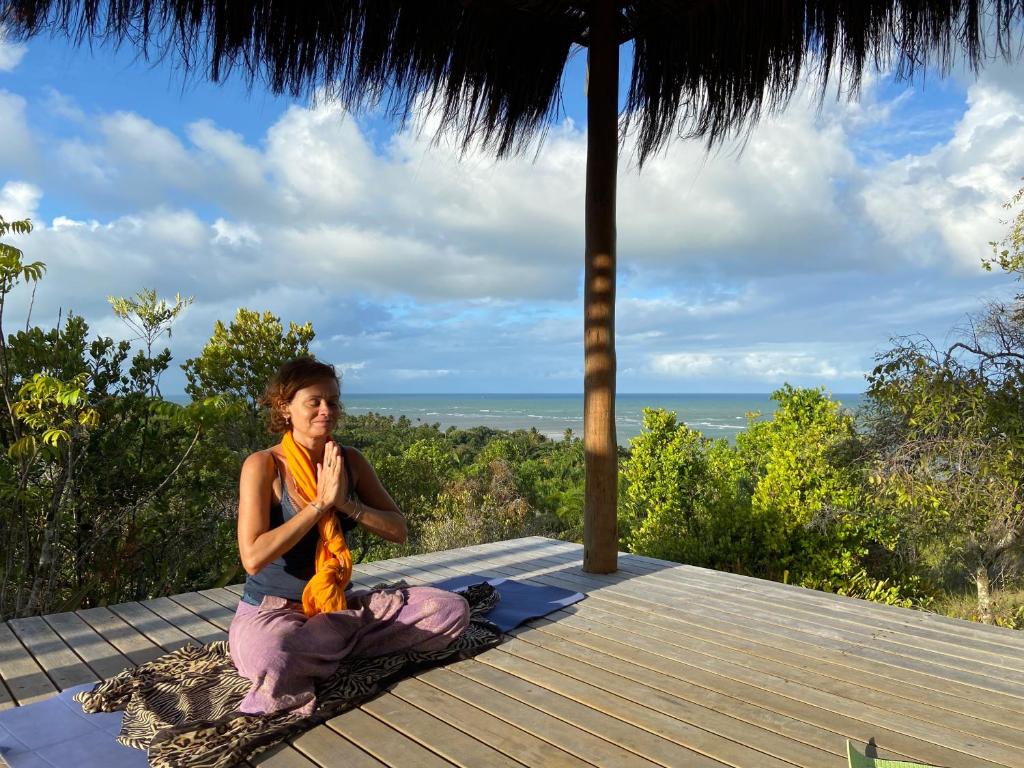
[[0, 221, 239, 616], [622, 408, 752, 568], [183, 308, 314, 411], [866, 333, 1024, 623], [364, 438, 460, 560], [421, 457, 546, 552], [734, 386, 887, 592], [983, 183, 1024, 277], [108, 288, 193, 397], [182, 308, 315, 458], [863, 188, 1024, 624], [0, 215, 42, 440]]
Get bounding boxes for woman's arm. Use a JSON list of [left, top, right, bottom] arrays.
[[237, 451, 337, 575], [337, 448, 408, 544]]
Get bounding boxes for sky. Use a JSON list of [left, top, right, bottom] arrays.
[[1, 27, 1023, 395]]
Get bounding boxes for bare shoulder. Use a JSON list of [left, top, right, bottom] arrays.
[[341, 445, 371, 480], [241, 449, 277, 479]]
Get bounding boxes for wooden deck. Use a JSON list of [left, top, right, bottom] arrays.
[[2, 536, 1023, 767]]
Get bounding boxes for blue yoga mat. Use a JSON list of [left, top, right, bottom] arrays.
[[0, 577, 582, 767], [0, 683, 147, 768], [430, 575, 585, 631]]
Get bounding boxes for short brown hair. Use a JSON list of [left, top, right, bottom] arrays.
[[261, 356, 340, 433]]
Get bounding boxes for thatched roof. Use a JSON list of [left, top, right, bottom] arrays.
[[3, 1, 1022, 162]]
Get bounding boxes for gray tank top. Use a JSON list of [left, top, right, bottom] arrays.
[[242, 452, 357, 604]]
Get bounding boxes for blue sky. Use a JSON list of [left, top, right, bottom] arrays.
[[1, 29, 1022, 394]]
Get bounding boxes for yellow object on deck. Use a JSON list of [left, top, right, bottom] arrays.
[[847, 740, 944, 768]]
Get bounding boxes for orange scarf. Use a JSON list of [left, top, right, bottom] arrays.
[[282, 431, 352, 617]]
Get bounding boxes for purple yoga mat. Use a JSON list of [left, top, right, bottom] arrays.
[[0, 683, 146, 768]]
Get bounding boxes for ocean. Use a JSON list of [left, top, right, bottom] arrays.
[[340, 393, 866, 446]]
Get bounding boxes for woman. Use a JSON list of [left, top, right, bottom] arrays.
[[228, 356, 469, 716]]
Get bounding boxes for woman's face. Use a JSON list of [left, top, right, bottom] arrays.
[[283, 378, 341, 439]]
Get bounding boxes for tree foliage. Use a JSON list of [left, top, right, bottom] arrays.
[[865, 312, 1024, 623], [183, 309, 314, 411], [622, 409, 749, 568]]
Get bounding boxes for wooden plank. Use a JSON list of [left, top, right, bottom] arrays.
[[401, 548, 605, 591], [107, 601, 195, 651], [422, 539, 587, 574], [356, 560, 437, 587], [411, 548, 1024, 765], [387, 549, 603, 593], [404, 540, 586, 584], [525, 540, 1024, 657], [444, 544, 1019, 700], [42, 611, 133, 681], [349, 567, 390, 590], [565, 598, 1024, 729], [497, 636, 841, 768], [602, 563, 1024, 669], [512, 620, 974, 766], [354, 560, 434, 588], [392, 677, 597, 768], [539, 608, 1015, 768], [421, 541, 1017, 709], [615, 548, 1024, 651], [395, 546, 564, 580], [362, 690, 523, 768], [290, 724, 388, 768], [168, 591, 236, 632], [558, 594, 1024, 724], [412, 540, 1024, 727], [513, 617, 857, 760], [516, 615, 1011, 766], [631, 563, 1024, 661], [453, 659, 731, 768], [139, 596, 225, 644], [0, 621, 55, 705], [598, 550, 1023, 646], [420, 667, 660, 768], [200, 587, 244, 610], [252, 742, 321, 768], [478, 647, 801, 768], [7, 616, 96, 691], [327, 707, 457, 767], [76, 606, 172, 664], [646, 559, 1024, 648], [419, 538, 576, 572]]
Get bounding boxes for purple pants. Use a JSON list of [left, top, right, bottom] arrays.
[[228, 586, 470, 715]]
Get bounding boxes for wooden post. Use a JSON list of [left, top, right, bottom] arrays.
[[583, 0, 618, 574]]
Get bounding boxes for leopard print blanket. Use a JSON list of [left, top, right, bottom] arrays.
[[73, 583, 501, 768]]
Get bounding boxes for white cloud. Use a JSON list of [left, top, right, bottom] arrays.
[[212, 218, 261, 248], [0, 30, 27, 72], [0, 90, 35, 169], [334, 361, 366, 380], [265, 103, 373, 217], [649, 346, 865, 383], [5, 57, 1024, 392], [651, 353, 717, 376], [392, 368, 454, 379], [861, 79, 1024, 270], [42, 88, 85, 123], [101, 112, 200, 186], [0, 181, 41, 220]]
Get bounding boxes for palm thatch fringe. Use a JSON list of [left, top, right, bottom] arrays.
[[2, 1, 1020, 161]]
